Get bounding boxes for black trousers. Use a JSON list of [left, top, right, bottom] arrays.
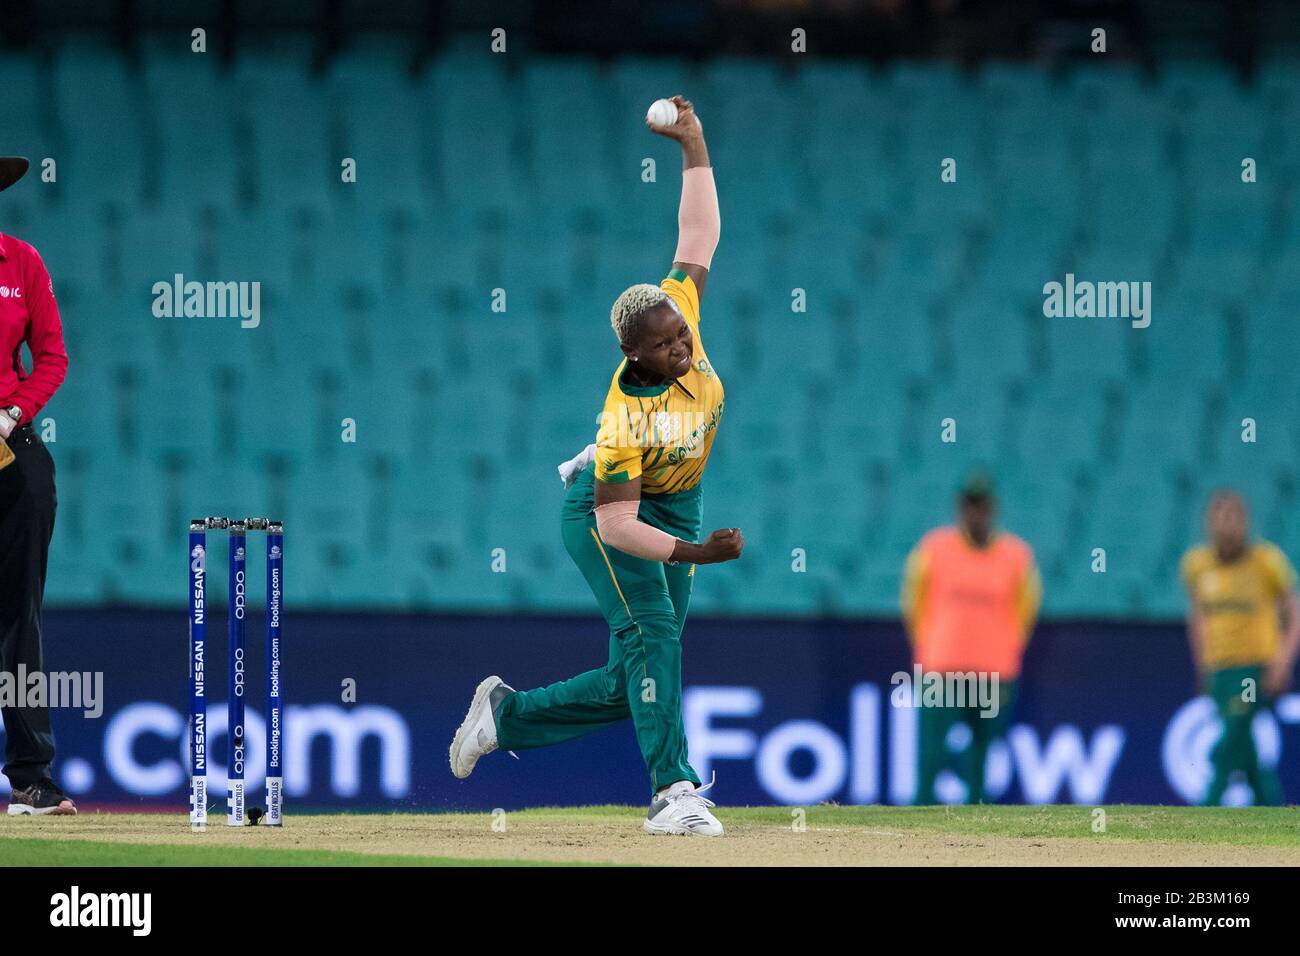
[[0, 423, 57, 790]]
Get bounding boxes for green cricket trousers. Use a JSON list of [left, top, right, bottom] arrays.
[[493, 465, 703, 794], [916, 678, 1017, 805], [1203, 664, 1284, 806]]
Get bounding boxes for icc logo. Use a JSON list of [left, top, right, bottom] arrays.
[[190, 545, 205, 571], [235, 546, 245, 560], [270, 546, 282, 558]]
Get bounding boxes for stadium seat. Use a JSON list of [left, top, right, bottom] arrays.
[[14, 45, 1296, 616]]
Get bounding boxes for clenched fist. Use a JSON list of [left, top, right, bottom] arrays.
[[697, 527, 744, 564]]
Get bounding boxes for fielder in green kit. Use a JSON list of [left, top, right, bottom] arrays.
[[1182, 490, 1300, 805], [449, 96, 744, 837]]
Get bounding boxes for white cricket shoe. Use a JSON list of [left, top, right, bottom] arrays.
[[449, 676, 514, 779], [644, 778, 723, 837]]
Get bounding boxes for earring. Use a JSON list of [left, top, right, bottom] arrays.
[[630, 356, 638, 362]]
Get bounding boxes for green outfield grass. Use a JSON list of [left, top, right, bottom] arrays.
[[3, 804, 1296, 866], [0, 837, 573, 867], [617, 803, 1300, 846]]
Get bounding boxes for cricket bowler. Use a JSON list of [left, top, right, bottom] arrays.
[[448, 96, 742, 836]]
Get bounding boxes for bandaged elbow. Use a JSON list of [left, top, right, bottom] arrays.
[[594, 500, 678, 562]]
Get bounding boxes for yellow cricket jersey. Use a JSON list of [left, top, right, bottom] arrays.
[[593, 272, 725, 495], [1181, 541, 1296, 669]]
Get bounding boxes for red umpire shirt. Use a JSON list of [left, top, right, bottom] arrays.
[[0, 234, 67, 421], [0, 155, 76, 815]]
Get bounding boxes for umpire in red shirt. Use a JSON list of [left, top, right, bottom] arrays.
[[0, 157, 73, 815]]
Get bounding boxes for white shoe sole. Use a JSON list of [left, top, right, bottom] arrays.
[[7, 803, 77, 816], [643, 819, 723, 837], [449, 676, 501, 779]]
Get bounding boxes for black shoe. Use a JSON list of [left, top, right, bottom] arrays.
[[8, 781, 77, 816]]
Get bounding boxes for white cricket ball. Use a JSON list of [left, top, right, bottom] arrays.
[[646, 98, 678, 127]]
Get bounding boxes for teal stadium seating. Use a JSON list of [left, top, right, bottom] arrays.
[[4, 44, 1297, 617]]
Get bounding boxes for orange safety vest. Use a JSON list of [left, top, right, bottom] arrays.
[[905, 526, 1038, 679]]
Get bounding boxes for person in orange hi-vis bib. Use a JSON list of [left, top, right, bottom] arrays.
[[901, 471, 1041, 805]]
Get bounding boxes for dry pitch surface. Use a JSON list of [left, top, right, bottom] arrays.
[[3, 805, 1299, 866]]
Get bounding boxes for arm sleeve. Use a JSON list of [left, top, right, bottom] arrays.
[[10, 247, 68, 421], [672, 165, 720, 270], [594, 500, 678, 562]]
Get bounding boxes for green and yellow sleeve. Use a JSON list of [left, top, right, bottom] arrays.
[[662, 270, 701, 328], [594, 407, 642, 485]]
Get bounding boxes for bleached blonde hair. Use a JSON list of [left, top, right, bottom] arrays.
[[610, 283, 678, 344]]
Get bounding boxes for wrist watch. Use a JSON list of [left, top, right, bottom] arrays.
[[5, 406, 21, 424]]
